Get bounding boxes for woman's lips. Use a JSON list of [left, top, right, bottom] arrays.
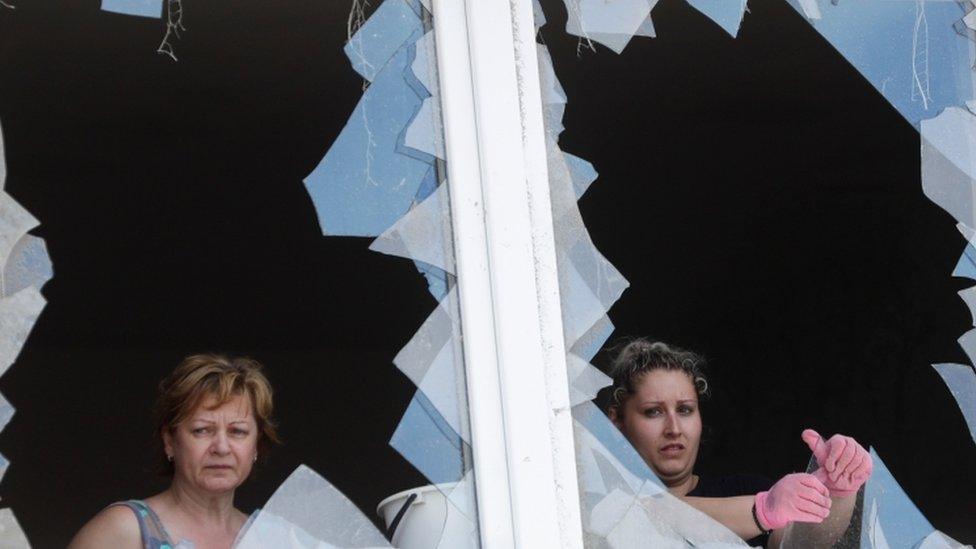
[[659, 444, 685, 455]]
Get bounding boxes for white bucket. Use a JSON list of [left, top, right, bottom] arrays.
[[377, 484, 458, 549]]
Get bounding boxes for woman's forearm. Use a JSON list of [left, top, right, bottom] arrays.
[[680, 495, 764, 541]]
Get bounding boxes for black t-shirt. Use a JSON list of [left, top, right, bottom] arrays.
[[687, 474, 774, 547]]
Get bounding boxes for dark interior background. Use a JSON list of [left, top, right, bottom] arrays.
[[0, 0, 972, 545]]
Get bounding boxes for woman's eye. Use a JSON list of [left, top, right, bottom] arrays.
[[192, 427, 211, 435], [230, 429, 249, 437], [642, 408, 662, 417], [678, 406, 695, 415]]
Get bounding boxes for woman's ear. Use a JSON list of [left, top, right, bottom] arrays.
[[162, 427, 174, 457], [608, 406, 623, 429]]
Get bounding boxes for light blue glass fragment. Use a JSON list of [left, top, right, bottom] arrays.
[[788, 1, 975, 128], [957, 327, 976, 365], [952, 243, 976, 279], [565, 153, 598, 200], [391, 391, 468, 484], [534, 0, 547, 29], [559, 262, 611, 350], [0, 392, 13, 433], [304, 44, 430, 237], [3, 235, 53, 298], [567, 354, 612, 405], [686, 0, 748, 38], [562, 0, 656, 54], [0, 287, 45, 378], [634, 15, 656, 39], [574, 401, 660, 486], [101, 0, 162, 18], [369, 183, 455, 274], [0, 453, 7, 484], [860, 449, 935, 549], [415, 260, 451, 301], [344, 0, 425, 82], [921, 107, 976, 228], [932, 363, 976, 443], [236, 465, 391, 548], [570, 314, 615, 363]]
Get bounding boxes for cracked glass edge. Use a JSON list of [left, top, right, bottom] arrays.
[[246, 1, 478, 546], [0, 115, 52, 547]]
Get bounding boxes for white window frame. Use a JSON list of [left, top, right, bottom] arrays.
[[432, 0, 585, 547]]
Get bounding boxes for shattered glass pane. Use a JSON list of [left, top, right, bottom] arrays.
[[100, 0, 163, 18], [236, 465, 391, 548], [787, 0, 975, 128], [289, 1, 478, 546], [0, 118, 50, 526]]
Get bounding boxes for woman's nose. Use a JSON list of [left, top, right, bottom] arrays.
[[211, 431, 231, 454], [663, 412, 681, 435]]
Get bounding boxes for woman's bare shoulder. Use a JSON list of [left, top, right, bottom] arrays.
[[67, 503, 142, 549]]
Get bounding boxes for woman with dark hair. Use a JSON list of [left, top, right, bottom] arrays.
[[69, 354, 281, 549], [607, 338, 871, 547]]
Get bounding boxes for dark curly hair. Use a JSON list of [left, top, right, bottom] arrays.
[[607, 338, 709, 417]]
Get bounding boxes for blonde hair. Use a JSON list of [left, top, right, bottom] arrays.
[[153, 354, 280, 475]]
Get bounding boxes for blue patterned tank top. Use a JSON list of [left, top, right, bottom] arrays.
[[111, 500, 192, 549]]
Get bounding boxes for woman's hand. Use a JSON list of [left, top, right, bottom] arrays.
[[754, 473, 832, 530], [801, 429, 873, 497]]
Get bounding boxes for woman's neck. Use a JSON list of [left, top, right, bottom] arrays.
[[164, 478, 237, 526], [665, 473, 699, 497]]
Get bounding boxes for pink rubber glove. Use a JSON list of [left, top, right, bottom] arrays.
[[802, 429, 873, 497], [754, 473, 832, 531]]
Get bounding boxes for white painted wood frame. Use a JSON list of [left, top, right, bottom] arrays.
[[431, 0, 585, 547]]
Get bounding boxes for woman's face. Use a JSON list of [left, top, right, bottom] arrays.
[[612, 369, 702, 487], [164, 392, 259, 495]]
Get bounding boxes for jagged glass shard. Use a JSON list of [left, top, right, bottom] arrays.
[[0, 193, 40, 270], [958, 328, 976, 365], [534, 0, 547, 29], [563, 0, 656, 54], [788, 1, 975, 128], [305, 26, 429, 237], [570, 313, 615, 364], [952, 243, 976, 279], [860, 449, 935, 548], [917, 530, 969, 549], [0, 454, 8, 485], [792, 0, 822, 21], [921, 107, 976, 228], [864, 498, 892, 549], [0, 288, 44, 378], [344, 0, 425, 83], [633, 15, 656, 39], [370, 183, 455, 274], [0, 393, 13, 434], [390, 289, 469, 442], [236, 465, 391, 549], [391, 391, 469, 485], [3, 235, 53, 299], [958, 286, 976, 325], [573, 402, 747, 546], [434, 472, 478, 549], [0, 508, 30, 549], [100, 0, 163, 18], [404, 32, 446, 161], [564, 152, 598, 200], [560, 261, 611, 351], [415, 260, 451, 301], [932, 363, 976, 443], [686, 0, 748, 38], [567, 354, 612, 405]]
